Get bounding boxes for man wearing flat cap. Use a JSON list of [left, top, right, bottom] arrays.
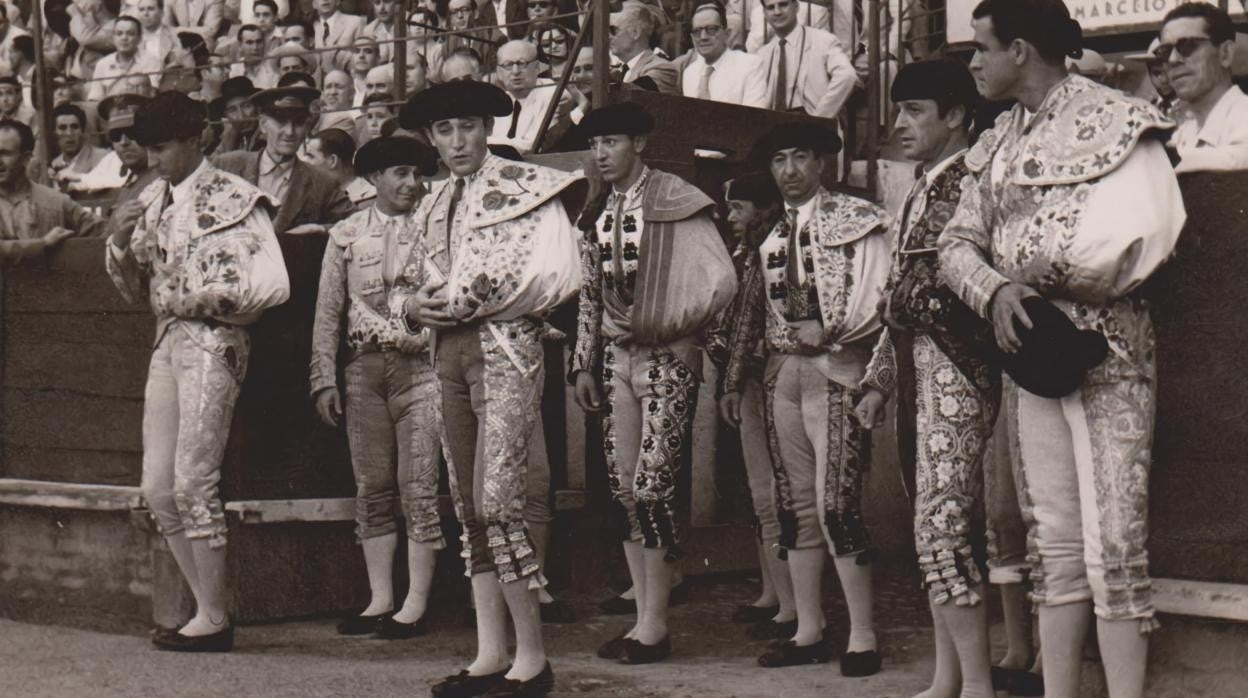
[[214, 84, 356, 488], [724, 120, 891, 675], [708, 171, 797, 640], [571, 101, 737, 665], [939, 1, 1187, 692], [309, 136, 448, 640], [106, 91, 289, 653], [853, 57, 1005, 697], [390, 79, 582, 698]]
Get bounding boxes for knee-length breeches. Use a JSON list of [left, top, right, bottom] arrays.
[[343, 351, 445, 546], [438, 319, 545, 584], [739, 376, 781, 547], [602, 342, 698, 551], [765, 354, 871, 558], [1004, 348, 1157, 629], [912, 334, 999, 605], [141, 321, 248, 549]]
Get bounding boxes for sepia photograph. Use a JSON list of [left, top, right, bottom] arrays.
[[1, 0, 1245, 696]]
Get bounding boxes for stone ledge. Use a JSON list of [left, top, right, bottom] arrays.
[[0, 478, 142, 512]]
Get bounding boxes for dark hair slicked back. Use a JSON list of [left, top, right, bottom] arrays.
[[972, 0, 1083, 64], [1162, 2, 1235, 45]]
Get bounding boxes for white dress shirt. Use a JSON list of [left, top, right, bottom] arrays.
[[1171, 84, 1248, 174], [681, 49, 768, 108], [488, 83, 560, 153], [758, 24, 857, 118]]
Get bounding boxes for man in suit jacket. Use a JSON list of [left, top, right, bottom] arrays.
[[212, 86, 356, 481], [164, 0, 225, 51], [755, 0, 856, 118], [610, 2, 679, 94], [312, 0, 367, 75]]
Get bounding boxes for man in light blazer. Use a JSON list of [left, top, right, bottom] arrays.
[[164, 0, 225, 51], [755, 0, 857, 118], [610, 2, 680, 94], [312, 0, 367, 74]]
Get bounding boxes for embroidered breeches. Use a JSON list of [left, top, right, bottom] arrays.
[[765, 354, 871, 557], [1004, 349, 1157, 629], [739, 375, 781, 547], [602, 341, 698, 551], [141, 321, 248, 549], [438, 319, 545, 584], [343, 351, 445, 546], [912, 334, 999, 606]]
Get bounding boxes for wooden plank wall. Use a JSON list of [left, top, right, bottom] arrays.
[[1, 240, 151, 485]]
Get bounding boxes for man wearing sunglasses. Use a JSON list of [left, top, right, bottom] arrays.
[[71, 94, 160, 196], [1158, 3, 1248, 173]]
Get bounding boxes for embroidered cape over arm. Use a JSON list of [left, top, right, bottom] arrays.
[[309, 233, 348, 397]]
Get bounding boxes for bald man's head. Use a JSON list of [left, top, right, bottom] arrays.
[[365, 64, 394, 98], [322, 70, 353, 108], [497, 39, 539, 93]]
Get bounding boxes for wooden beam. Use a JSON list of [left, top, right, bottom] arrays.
[[1153, 578, 1248, 622], [0, 478, 142, 511], [226, 490, 588, 525]]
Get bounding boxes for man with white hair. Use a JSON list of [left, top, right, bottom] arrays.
[[610, 2, 679, 93], [442, 47, 485, 82], [490, 39, 567, 153]]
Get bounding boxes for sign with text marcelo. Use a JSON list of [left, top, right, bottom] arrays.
[[946, 0, 1244, 44]]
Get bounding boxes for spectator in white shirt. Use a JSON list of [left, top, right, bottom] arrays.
[[682, 1, 768, 108], [231, 24, 281, 89], [8, 34, 34, 106], [490, 39, 566, 153], [1159, 3, 1248, 173], [88, 16, 161, 101], [163, 0, 225, 52], [756, 0, 856, 118], [237, 0, 290, 24], [313, 0, 367, 74], [0, 75, 38, 141], [742, 0, 830, 53], [364, 0, 400, 63], [134, 0, 178, 66], [0, 2, 29, 77], [404, 8, 446, 82], [350, 39, 381, 106], [49, 102, 110, 186]]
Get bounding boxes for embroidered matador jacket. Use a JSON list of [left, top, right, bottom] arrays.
[[106, 160, 289, 354], [392, 154, 583, 360], [707, 237, 769, 396], [871, 152, 998, 405], [570, 168, 738, 378], [725, 186, 896, 395], [310, 205, 430, 397], [389, 154, 582, 583], [938, 75, 1187, 375]]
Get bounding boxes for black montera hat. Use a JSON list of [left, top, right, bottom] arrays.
[[133, 91, 206, 146], [354, 136, 441, 177], [725, 171, 781, 208], [995, 296, 1109, 398], [398, 79, 512, 128], [749, 122, 842, 166], [891, 58, 980, 109], [578, 101, 655, 138]]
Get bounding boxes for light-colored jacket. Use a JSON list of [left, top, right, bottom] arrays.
[[755, 25, 857, 118]]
